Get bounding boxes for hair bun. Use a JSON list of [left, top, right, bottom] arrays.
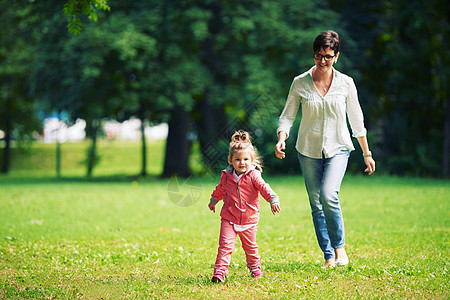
[[231, 130, 251, 144]]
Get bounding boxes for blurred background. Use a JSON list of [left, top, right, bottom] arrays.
[[0, 0, 448, 178]]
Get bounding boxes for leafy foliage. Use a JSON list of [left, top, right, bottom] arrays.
[[333, 0, 449, 176], [1, 0, 448, 177], [0, 1, 42, 172], [63, 0, 110, 35]]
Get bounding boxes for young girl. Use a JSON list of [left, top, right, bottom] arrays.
[[208, 130, 281, 283]]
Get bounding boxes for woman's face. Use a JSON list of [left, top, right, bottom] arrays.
[[314, 47, 339, 74]]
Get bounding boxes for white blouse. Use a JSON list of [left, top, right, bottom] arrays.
[[277, 66, 367, 159]]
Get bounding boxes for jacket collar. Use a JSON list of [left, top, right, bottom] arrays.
[[224, 165, 255, 175]]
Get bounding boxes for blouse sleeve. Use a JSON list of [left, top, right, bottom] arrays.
[[277, 78, 301, 138], [346, 78, 367, 138]]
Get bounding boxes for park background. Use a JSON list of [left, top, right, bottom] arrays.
[[0, 0, 449, 299]]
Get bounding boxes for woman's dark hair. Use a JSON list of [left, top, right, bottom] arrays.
[[313, 30, 340, 54]]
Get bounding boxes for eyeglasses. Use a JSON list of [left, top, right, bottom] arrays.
[[313, 53, 336, 61]]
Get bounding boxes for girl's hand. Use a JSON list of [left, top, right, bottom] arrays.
[[208, 203, 216, 213], [271, 203, 281, 215], [364, 157, 376, 175]]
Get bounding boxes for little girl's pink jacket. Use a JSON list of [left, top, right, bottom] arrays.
[[210, 165, 279, 225]]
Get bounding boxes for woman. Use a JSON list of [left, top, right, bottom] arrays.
[[275, 30, 375, 268]]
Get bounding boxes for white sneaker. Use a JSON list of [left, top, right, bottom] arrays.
[[335, 257, 349, 266]]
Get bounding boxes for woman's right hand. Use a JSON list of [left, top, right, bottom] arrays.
[[275, 141, 286, 159], [275, 131, 287, 159]]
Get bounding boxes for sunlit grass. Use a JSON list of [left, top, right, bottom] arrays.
[[0, 174, 448, 298], [6, 139, 168, 178]]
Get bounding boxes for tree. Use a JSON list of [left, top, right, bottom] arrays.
[[335, 0, 449, 177], [0, 1, 42, 173], [185, 0, 344, 174], [34, 3, 164, 177], [33, 0, 450, 179]]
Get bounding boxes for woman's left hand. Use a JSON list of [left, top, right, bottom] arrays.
[[364, 157, 376, 175]]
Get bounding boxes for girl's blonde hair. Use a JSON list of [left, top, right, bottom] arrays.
[[228, 130, 262, 172]]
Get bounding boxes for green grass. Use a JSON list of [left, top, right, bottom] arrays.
[[0, 174, 448, 299], [5, 139, 167, 178], [0, 141, 449, 298]]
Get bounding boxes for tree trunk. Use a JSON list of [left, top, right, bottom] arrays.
[[430, 33, 449, 178], [443, 99, 450, 178], [194, 88, 227, 172], [86, 119, 99, 177], [139, 115, 147, 177], [162, 108, 191, 177], [195, 2, 228, 171], [55, 116, 62, 178], [196, 89, 216, 146], [56, 141, 61, 178], [1, 102, 12, 174]]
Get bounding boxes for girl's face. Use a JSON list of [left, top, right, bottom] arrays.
[[314, 47, 339, 74], [231, 150, 253, 175]]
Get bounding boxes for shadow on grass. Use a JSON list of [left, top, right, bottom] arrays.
[[0, 173, 168, 185]]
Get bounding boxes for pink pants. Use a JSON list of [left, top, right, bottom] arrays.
[[214, 219, 260, 275]]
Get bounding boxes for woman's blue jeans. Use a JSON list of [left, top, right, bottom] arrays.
[[298, 150, 349, 260]]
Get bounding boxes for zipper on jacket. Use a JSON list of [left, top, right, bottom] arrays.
[[237, 182, 242, 224]]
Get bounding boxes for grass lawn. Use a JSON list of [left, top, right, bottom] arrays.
[[0, 141, 449, 298], [4, 139, 167, 178]]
